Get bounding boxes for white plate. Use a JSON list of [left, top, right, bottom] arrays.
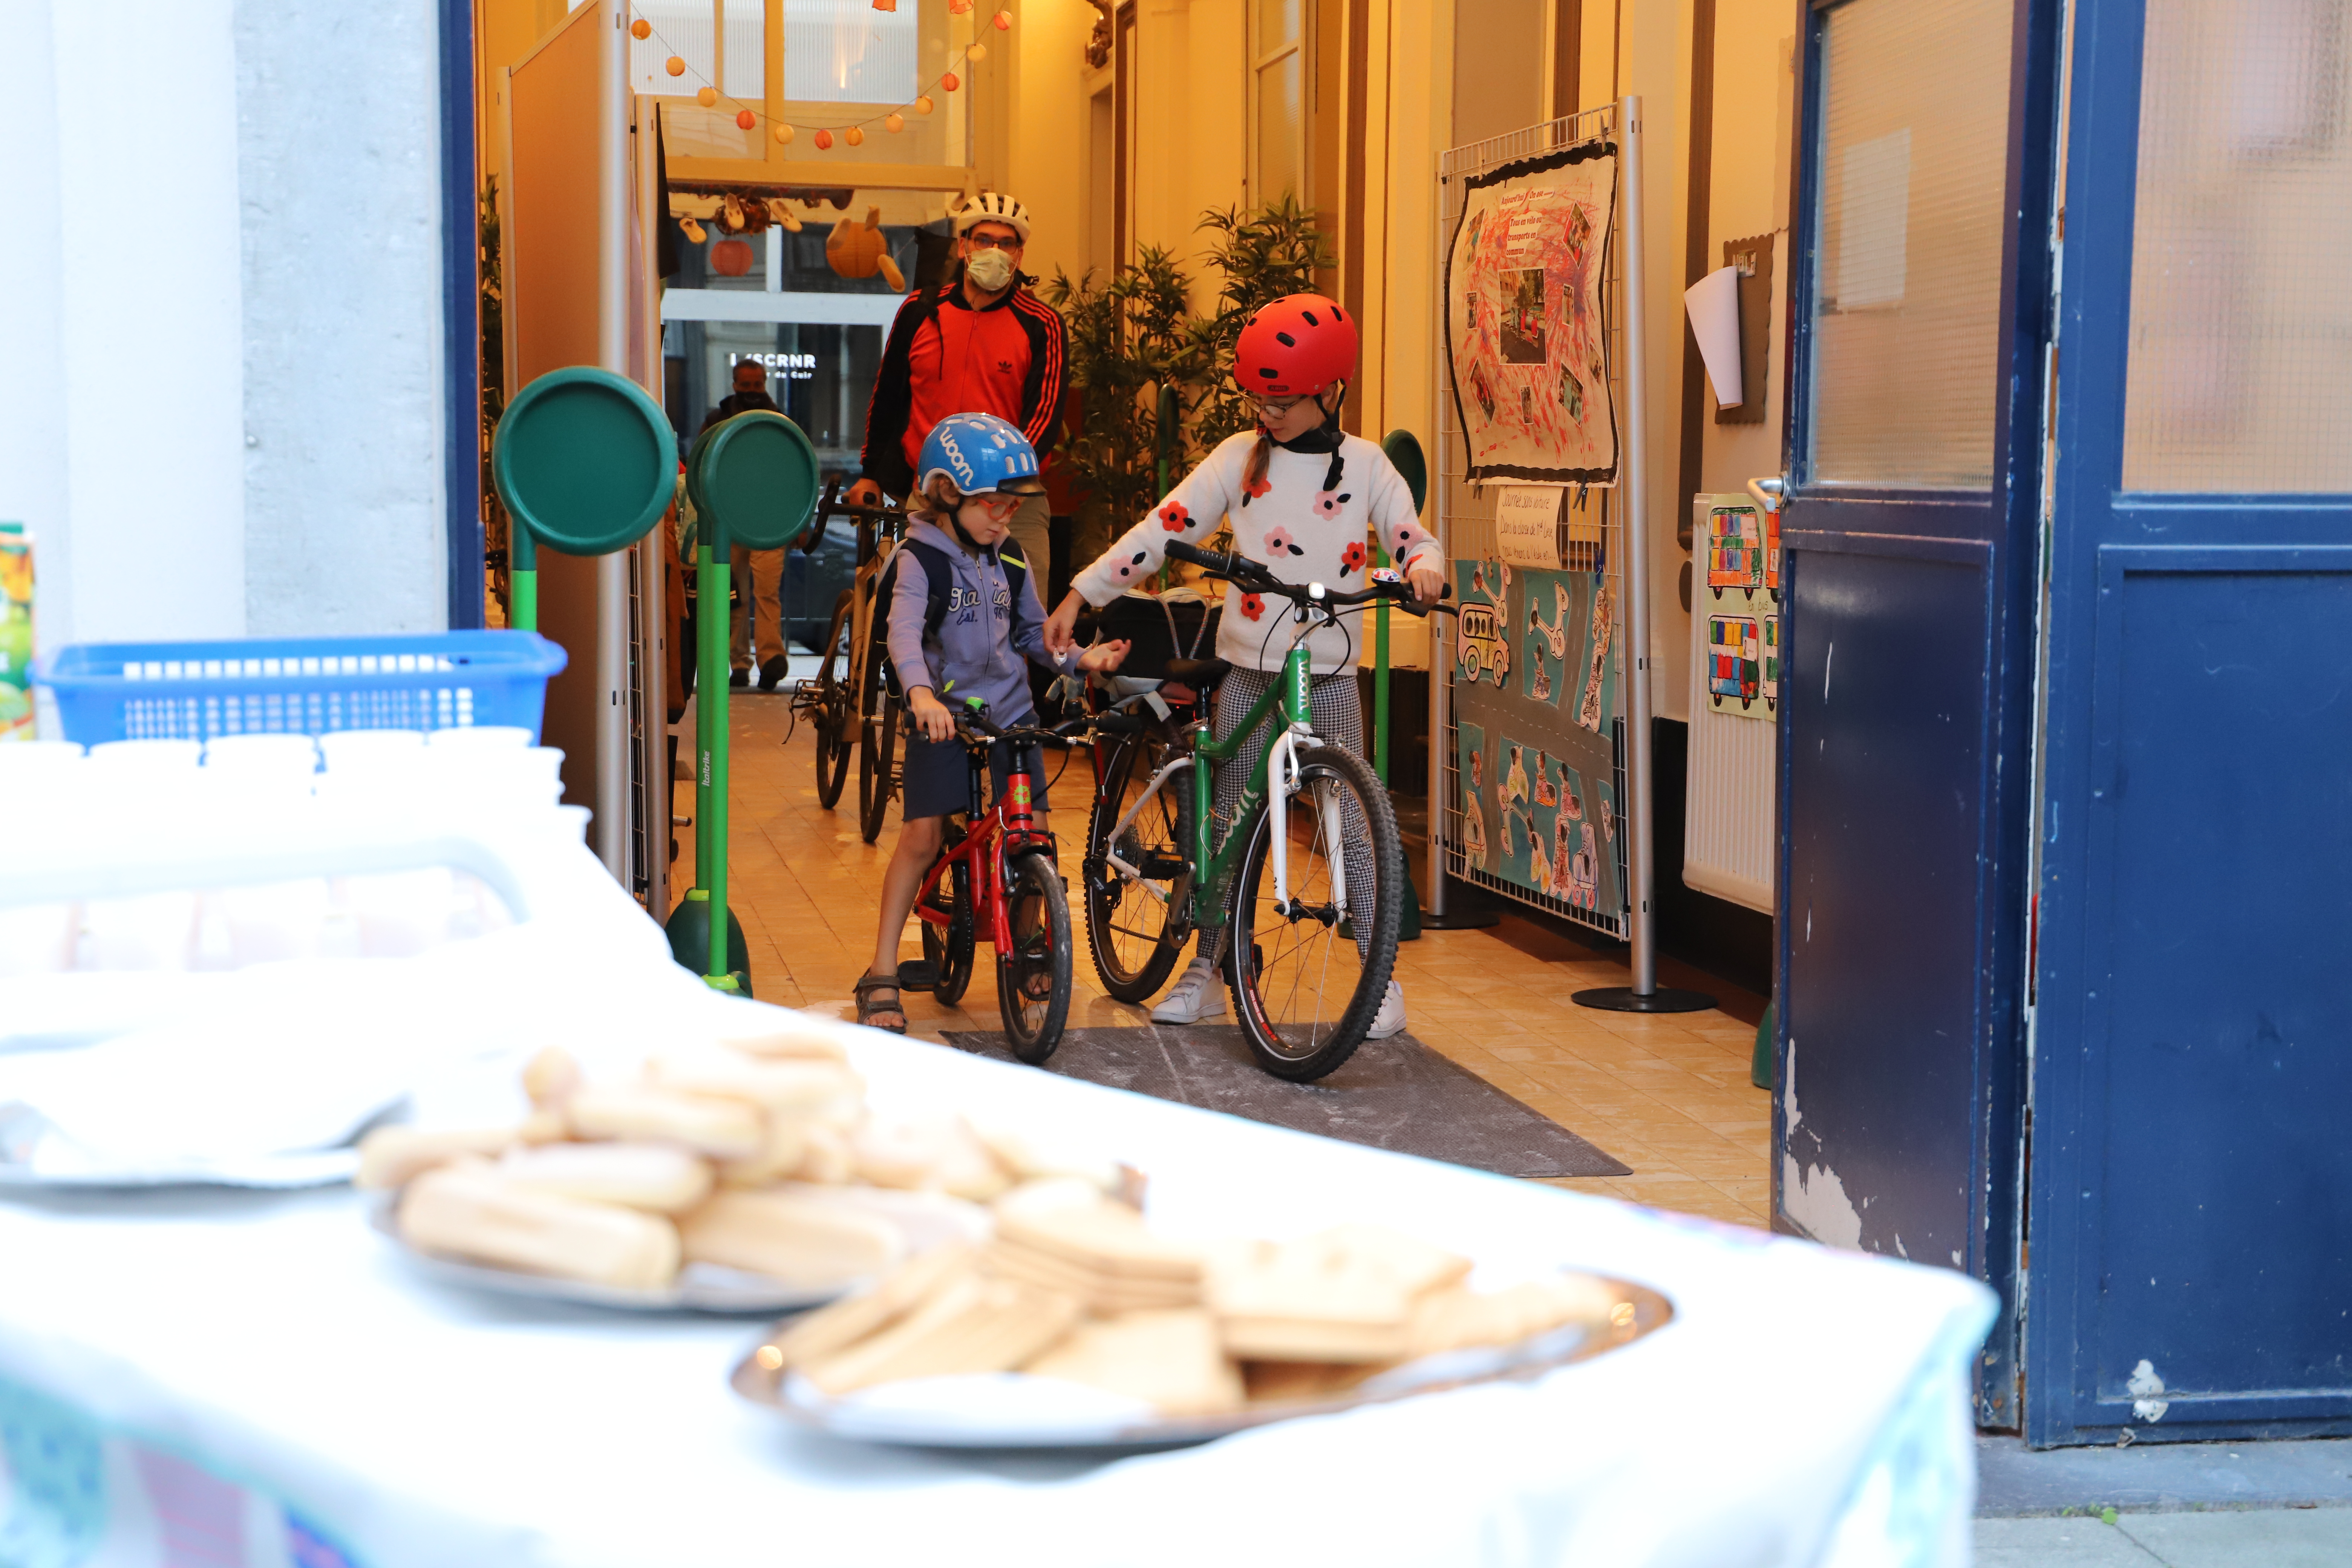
[[368, 1185, 993, 1316], [730, 1276, 1674, 1448]]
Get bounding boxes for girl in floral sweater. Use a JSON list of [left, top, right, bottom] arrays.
[[1043, 292, 1445, 1035]]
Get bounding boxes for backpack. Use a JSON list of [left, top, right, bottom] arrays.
[[874, 535, 1030, 697]]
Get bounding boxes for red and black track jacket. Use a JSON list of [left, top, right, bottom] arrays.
[[858, 270, 1067, 499]]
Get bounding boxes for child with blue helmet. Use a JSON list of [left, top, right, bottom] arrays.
[[856, 413, 1130, 1033]]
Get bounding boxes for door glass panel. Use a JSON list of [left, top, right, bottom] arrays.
[[2121, 0, 2352, 492], [1807, 0, 2015, 488]]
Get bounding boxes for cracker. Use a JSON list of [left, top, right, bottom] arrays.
[[767, 1245, 974, 1366], [1023, 1309, 1244, 1415], [994, 1199, 1204, 1283]]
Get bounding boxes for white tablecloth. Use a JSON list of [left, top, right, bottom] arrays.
[[0, 831, 1995, 1568]]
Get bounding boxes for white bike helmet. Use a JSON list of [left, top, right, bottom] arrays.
[[951, 191, 1031, 244]]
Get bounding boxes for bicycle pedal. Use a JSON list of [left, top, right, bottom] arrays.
[[896, 959, 940, 989]]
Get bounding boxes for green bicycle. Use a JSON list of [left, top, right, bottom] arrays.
[[1081, 540, 1456, 1081]]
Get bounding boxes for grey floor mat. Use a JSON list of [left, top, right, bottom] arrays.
[[939, 1025, 1630, 1179]]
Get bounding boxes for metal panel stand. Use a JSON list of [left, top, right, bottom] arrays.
[[1571, 97, 1712, 1015]]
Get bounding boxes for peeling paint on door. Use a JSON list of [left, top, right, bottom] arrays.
[[1781, 1035, 1868, 1250], [2127, 1359, 2169, 1423]]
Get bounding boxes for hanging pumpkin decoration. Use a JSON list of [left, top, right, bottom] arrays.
[[736, 108, 757, 130], [631, 18, 651, 38], [884, 112, 905, 133], [872, 0, 897, 9], [948, 0, 972, 12], [941, 70, 961, 92], [665, 55, 686, 76], [696, 85, 718, 107], [773, 122, 795, 145], [845, 125, 865, 146], [813, 127, 835, 150], [967, 41, 987, 62], [992, 9, 1012, 29], [710, 237, 755, 277], [825, 206, 906, 291], [914, 94, 935, 115]]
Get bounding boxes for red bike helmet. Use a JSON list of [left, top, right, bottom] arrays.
[[1234, 292, 1358, 398]]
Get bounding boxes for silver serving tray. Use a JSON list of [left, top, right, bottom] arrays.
[[368, 1186, 991, 1315], [0, 1148, 361, 1190], [728, 1274, 1674, 1448]]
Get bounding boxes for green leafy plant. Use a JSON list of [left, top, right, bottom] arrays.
[[1044, 197, 1337, 569]]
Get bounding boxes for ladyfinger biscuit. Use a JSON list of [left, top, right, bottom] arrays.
[[494, 1142, 714, 1214], [646, 1048, 864, 1118], [566, 1084, 765, 1159], [678, 1188, 905, 1286], [399, 1161, 680, 1289], [357, 1124, 524, 1189]]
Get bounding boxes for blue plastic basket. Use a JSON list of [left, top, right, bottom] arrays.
[[33, 631, 570, 744]]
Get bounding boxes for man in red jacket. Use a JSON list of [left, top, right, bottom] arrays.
[[847, 193, 1066, 574]]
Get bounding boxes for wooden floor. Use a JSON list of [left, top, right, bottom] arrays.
[[671, 689, 1774, 1228]]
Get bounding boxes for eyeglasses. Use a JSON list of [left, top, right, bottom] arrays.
[[1247, 393, 1310, 418], [964, 231, 1024, 251]]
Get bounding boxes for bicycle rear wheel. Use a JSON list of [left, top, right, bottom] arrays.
[[857, 623, 900, 843], [1081, 732, 1194, 1002], [1225, 744, 1403, 1082], [810, 590, 853, 808], [997, 851, 1072, 1063]]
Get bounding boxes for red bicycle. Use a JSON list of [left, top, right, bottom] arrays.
[[910, 701, 1139, 1062]]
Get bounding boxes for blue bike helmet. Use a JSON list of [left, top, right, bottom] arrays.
[[917, 412, 1042, 498]]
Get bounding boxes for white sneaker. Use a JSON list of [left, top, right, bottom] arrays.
[[1366, 980, 1407, 1040], [1150, 958, 1228, 1024]]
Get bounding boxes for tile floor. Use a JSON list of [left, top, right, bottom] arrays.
[[671, 688, 1775, 1228]]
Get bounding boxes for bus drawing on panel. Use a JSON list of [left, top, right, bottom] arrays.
[[1707, 612, 1762, 709], [1458, 601, 1512, 687], [1706, 505, 1764, 597]]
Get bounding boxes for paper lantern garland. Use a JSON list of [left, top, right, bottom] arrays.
[[629, 6, 1010, 150]]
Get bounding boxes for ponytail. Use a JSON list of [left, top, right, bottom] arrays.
[[1241, 425, 1276, 502]]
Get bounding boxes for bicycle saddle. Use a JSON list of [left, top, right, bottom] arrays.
[[1162, 657, 1230, 691]]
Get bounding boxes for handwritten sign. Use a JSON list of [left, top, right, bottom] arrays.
[[1493, 484, 1563, 568]]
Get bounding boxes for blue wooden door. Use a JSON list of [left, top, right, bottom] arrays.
[[2027, 0, 2352, 1446], [1774, 0, 2059, 1428]]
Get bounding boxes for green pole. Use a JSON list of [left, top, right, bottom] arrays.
[[697, 536, 738, 992], [510, 524, 538, 633], [1372, 541, 1392, 785]]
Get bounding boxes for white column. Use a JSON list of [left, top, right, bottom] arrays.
[[8, 0, 248, 647]]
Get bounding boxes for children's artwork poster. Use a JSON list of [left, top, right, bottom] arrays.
[[1705, 587, 1781, 718], [1455, 721, 1491, 871], [1452, 557, 1513, 689], [1574, 573, 1617, 735], [1519, 569, 1573, 706], [1694, 494, 1780, 720], [1505, 738, 1543, 893], [1444, 139, 1620, 486], [1704, 503, 1764, 594], [1450, 558, 1625, 925]]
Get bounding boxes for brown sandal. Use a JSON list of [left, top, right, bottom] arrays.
[[854, 969, 907, 1034]]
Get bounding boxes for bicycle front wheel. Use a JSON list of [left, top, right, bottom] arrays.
[[1082, 732, 1194, 1002], [997, 851, 1072, 1063], [1225, 744, 1404, 1082], [811, 590, 853, 808]]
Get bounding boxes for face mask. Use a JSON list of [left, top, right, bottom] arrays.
[[965, 247, 1015, 292]]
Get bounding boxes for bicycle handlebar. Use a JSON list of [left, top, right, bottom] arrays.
[[1161, 540, 1456, 615], [913, 703, 1134, 750]]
